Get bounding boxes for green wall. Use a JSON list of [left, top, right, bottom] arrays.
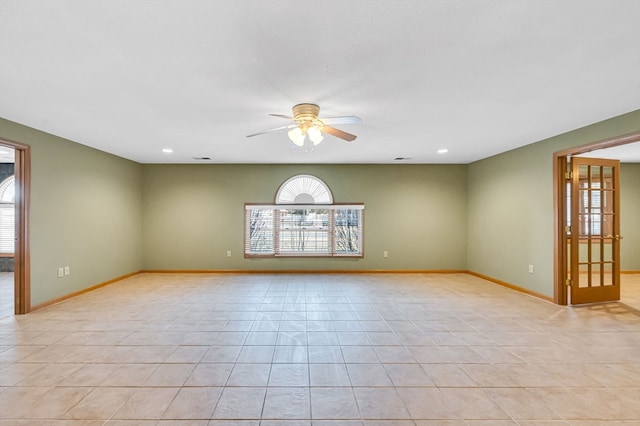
[[0, 118, 143, 306], [620, 162, 640, 271], [467, 111, 640, 297], [141, 164, 468, 271]]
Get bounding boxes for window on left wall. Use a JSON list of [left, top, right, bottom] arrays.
[[0, 175, 15, 254]]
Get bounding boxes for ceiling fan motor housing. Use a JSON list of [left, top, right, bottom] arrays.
[[292, 103, 320, 123]]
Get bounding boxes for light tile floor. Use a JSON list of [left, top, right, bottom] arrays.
[[0, 272, 638, 425]]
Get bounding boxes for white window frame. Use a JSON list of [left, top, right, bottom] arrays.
[[244, 204, 364, 258], [245, 175, 364, 258]]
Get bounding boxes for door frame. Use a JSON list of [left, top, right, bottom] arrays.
[[553, 130, 640, 305], [0, 137, 30, 314]]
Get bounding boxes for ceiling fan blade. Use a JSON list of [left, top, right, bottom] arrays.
[[268, 113, 294, 120], [320, 116, 363, 125], [322, 125, 357, 142], [246, 124, 296, 138]]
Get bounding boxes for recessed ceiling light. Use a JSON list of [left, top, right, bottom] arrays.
[[162, 148, 173, 153], [437, 149, 448, 154]]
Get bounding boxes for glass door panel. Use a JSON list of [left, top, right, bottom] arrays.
[[570, 157, 621, 304]]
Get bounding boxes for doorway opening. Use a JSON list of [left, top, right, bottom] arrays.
[[553, 131, 640, 305], [0, 138, 30, 317]]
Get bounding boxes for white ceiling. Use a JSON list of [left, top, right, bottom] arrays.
[[1, 1, 639, 164], [577, 142, 640, 162]]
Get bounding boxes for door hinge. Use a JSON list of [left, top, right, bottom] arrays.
[[564, 171, 572, 179], [565, 225, 571, 233], [565, 279, 572, 287]]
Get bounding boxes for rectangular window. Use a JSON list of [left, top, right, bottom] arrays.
[[0, 202, 13, 254], [247, 208, 274, 254], [245, 204, 364, 257], [278, 208, 330, 254]]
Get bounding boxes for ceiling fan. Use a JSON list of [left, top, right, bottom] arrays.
[[247, 103, 362, 146]]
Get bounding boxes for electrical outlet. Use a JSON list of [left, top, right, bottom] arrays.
[[64, 266, 70, 276], [383, 251, 388, 258], [528, 264, 534, 274], [226, 250, 232, 257], [57, 267, 64, 278]]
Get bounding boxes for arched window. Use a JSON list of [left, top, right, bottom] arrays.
[[245, 174, 364, 257], [0, 175, 14, 202], [0, 175, 15, 254], [275, 174, 333, 204]]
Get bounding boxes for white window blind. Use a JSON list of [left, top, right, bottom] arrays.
[[245, 204, 364, 257], [246, 208, 274, 255], [0, 175, 15, 254]]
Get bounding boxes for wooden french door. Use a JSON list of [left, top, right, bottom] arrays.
[[569, 157, 621, 304]]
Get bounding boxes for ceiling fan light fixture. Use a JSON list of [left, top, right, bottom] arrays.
[[307, 125, 324, 145], [288, 127, 305, 146]]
